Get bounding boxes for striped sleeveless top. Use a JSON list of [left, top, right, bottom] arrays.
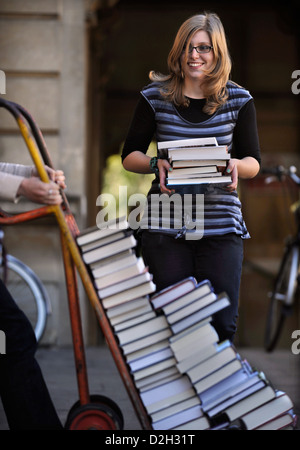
[[139, 81, 252, 239]]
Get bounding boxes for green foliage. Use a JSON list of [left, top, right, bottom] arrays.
[[101, 142, 157, 218]]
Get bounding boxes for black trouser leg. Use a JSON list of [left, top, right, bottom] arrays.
[[141, 231, 243, 342], [0, 280, 62, 430]]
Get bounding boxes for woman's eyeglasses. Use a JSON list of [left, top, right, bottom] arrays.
[[183, 45, 213, 54]]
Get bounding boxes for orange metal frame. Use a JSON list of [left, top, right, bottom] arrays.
[[0, 98, 151, 430]]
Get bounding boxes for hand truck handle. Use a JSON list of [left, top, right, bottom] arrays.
[[0, 97, 71, 212]]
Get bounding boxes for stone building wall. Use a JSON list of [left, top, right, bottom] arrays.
[[0, 0, 91, 345]]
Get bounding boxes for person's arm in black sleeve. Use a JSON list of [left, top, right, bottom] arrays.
[[121, 94, 173, 194], [226, 99, 261, 191], [121, 95, 156, 162], [231, 99, 261, 164]]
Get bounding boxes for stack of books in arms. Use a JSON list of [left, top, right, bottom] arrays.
[[157, 137, 231, 188], [76, 219, 297, 431]]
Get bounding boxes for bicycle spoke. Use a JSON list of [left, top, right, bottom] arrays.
[[0, 256, 48, 341], [264, 246, 299, 351]]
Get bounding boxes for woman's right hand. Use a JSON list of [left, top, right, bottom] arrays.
[[157, 158, 174, 195]]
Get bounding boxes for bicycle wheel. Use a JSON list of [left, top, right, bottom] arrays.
[[0, 255, 50, 342], [264, 245, 299, 352]]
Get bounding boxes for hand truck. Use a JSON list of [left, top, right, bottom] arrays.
[[0, 98, 152, 430]]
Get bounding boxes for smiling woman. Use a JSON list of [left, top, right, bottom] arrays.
[[150, 12, 232, 115], [180, 30, 214, 97], [121, 12, 261, 343]]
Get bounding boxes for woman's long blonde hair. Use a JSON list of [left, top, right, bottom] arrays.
[[150, 12, 232, 115]]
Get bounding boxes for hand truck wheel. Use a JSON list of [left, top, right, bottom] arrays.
[[65, 394, 124, 430]]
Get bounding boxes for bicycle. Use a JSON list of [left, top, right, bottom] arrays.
[[263, 165, 300, 352], [0, 226, 51, 342]]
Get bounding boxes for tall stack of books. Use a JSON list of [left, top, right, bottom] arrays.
[[77, 216, 156, 314], [148, 279, 296, 430], [137, 279, 229, 430], [76, 220, 297, 431], [157, 137, 231, 189]]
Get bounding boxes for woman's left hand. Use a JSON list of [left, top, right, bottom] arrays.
[[222, 156, 260, 191], [224, 159, 238, 191]]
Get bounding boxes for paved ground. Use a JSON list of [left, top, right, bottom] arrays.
[[0, 344, 299, 431]]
